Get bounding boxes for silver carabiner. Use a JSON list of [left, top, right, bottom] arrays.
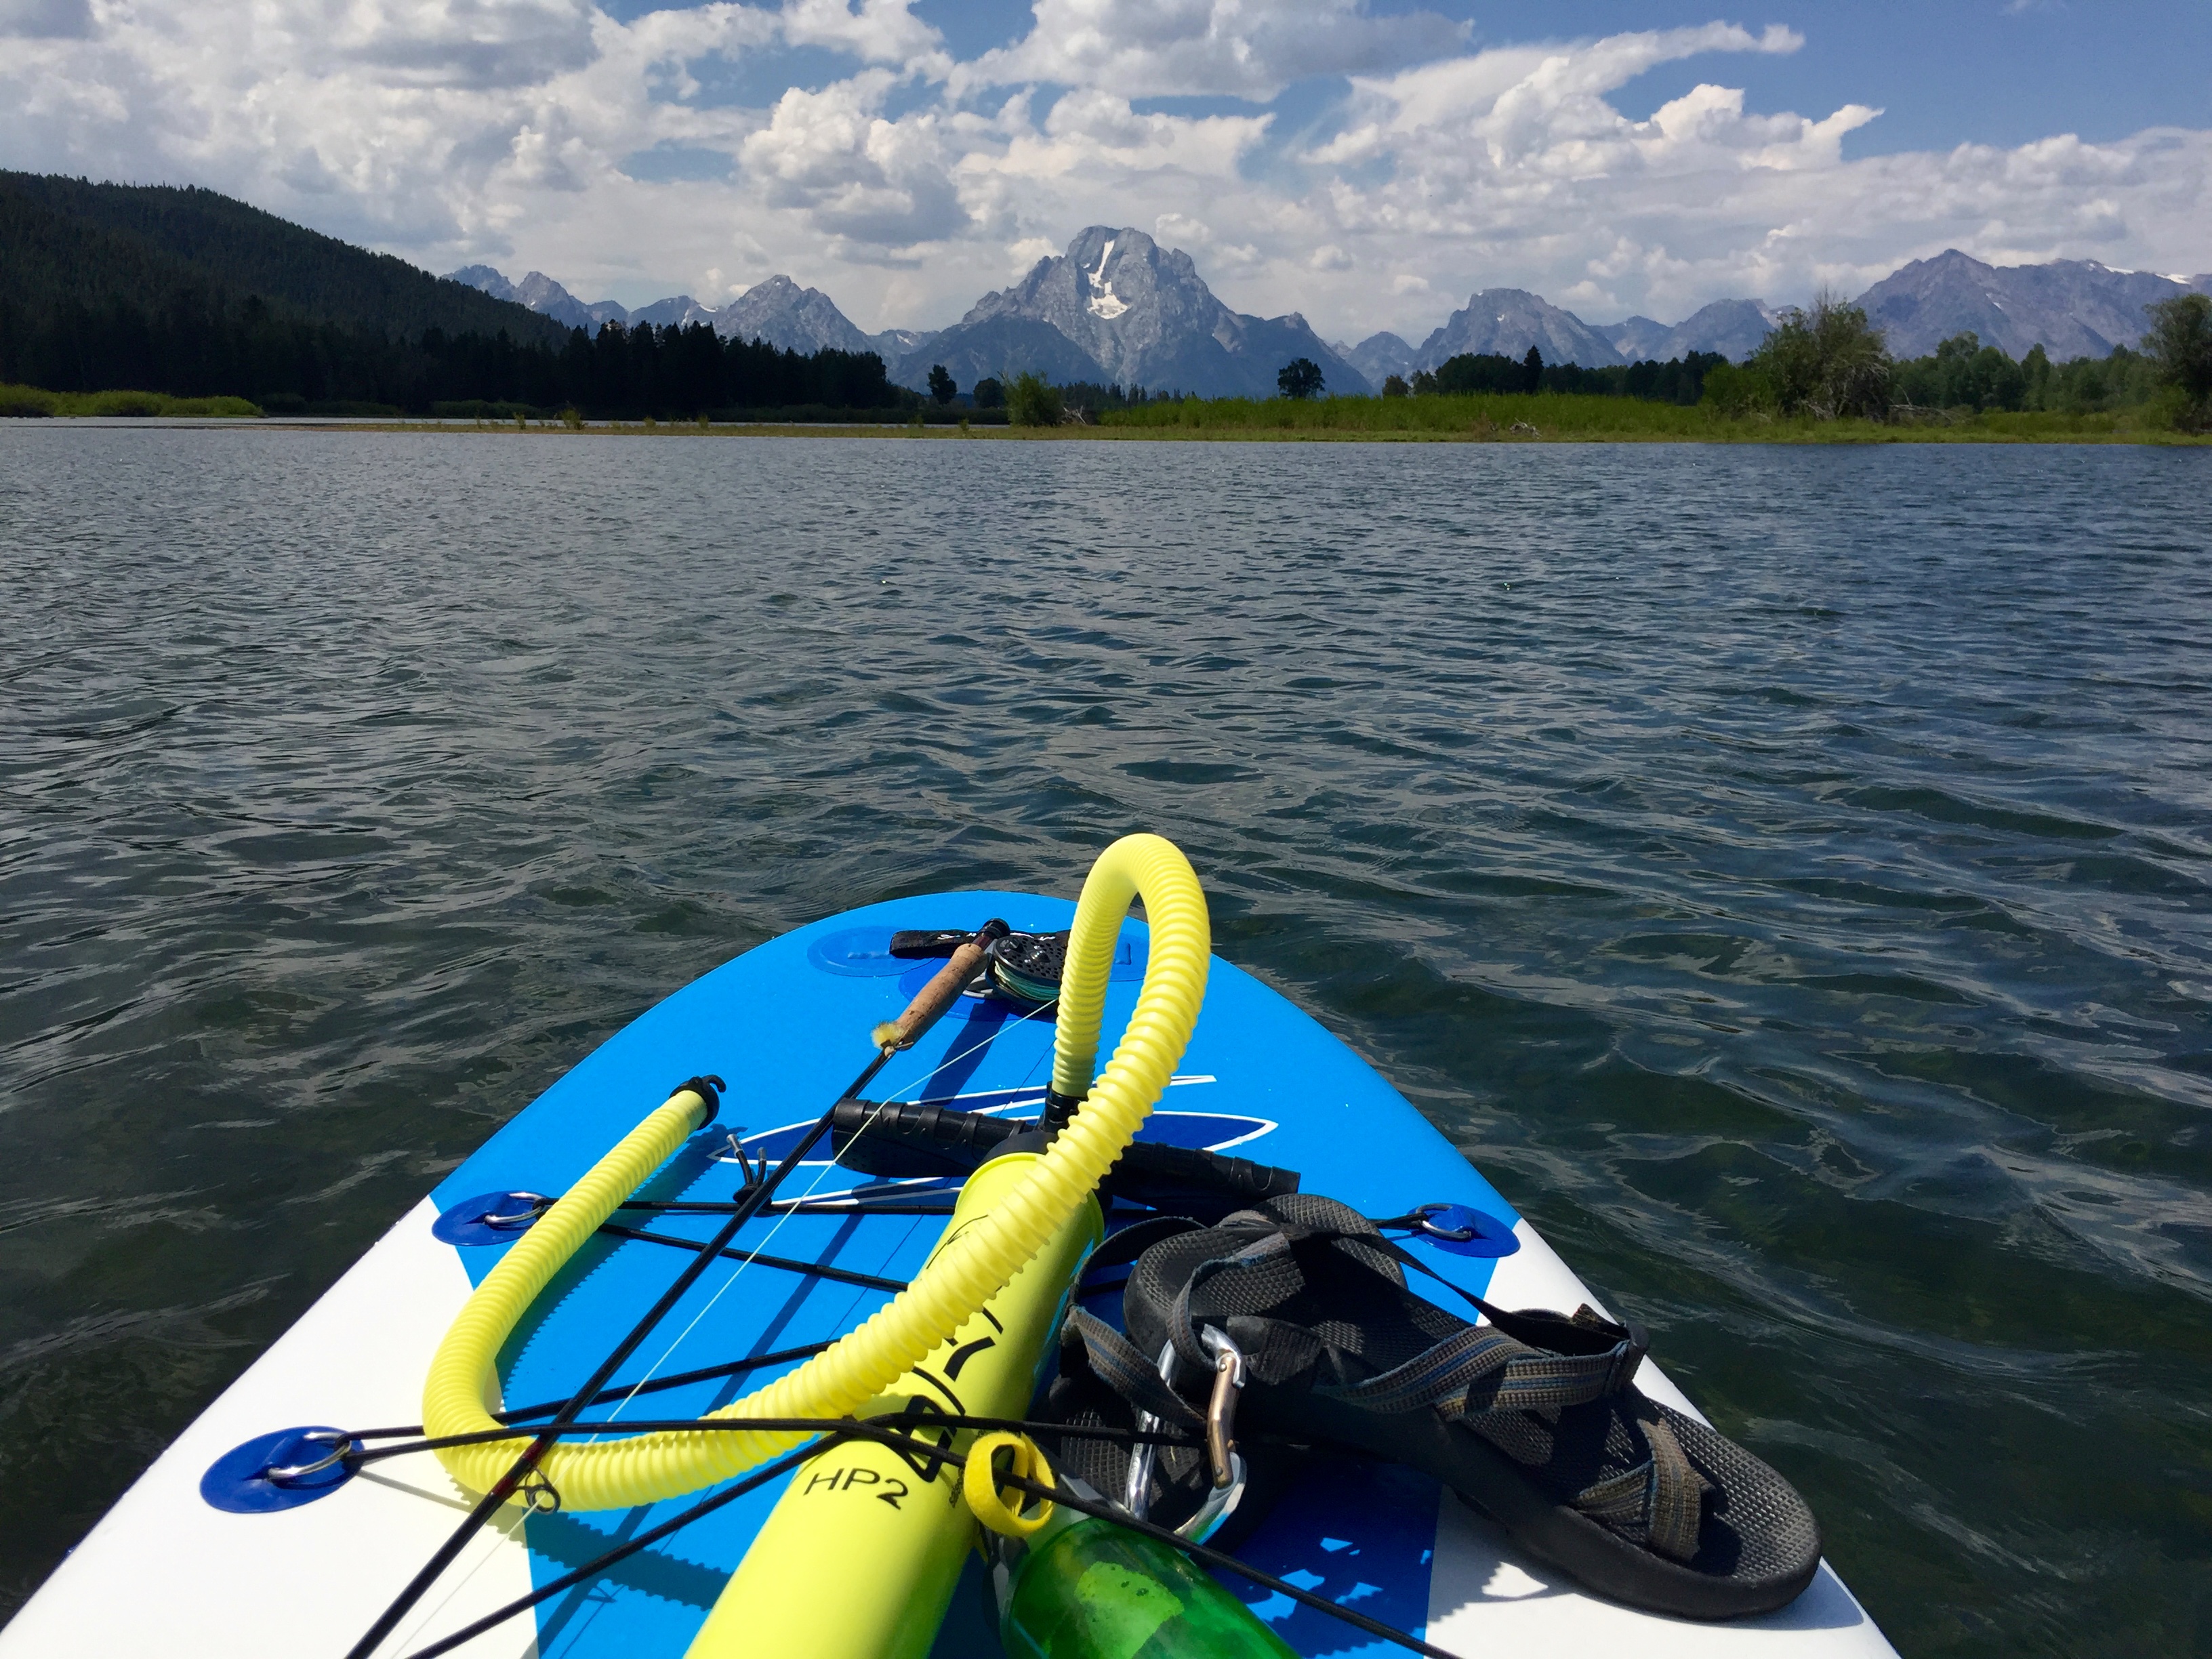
[[1123, 1327, 1250, 1542], [1122, 1340, 1179, 1520]]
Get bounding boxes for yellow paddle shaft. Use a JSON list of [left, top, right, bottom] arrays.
[[685, 1151, 1102, 1659]]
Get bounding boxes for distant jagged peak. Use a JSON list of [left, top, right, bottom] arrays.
[[969, 226, 1211, 329], [512, 270, 581, 306], [445, 263, 516, 302], [1417, 286, 1624, 369], [443, 262, 888, 349], [1593, 298, 1780, 365], [730, 273, 811, 306], [629, 293, 716, 329], [447, 264, 619, 331], [1340, 331, 1418, 386], [716, 273, 873, 353], [922, 222, 1368, 397]]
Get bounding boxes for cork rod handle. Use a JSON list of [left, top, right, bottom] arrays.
[[870, 920, 1008, 1055]]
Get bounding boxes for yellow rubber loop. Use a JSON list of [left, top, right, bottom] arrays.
[[424, 832, 1209, 1510], [962, 1432, 1056, 1538]]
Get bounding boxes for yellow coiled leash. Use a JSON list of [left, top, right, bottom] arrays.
[[420, 832, 1210, 1514]]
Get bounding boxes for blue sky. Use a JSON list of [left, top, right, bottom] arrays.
[[896, 1, 2212, 153], [647, 0, 2211, 154], [3, 1, 2207, 336]]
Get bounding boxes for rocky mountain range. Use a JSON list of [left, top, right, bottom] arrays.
[[448, 263, 920, 364], [455, 241, 2212, 398], [1594, 300, 1784, 365], [448, 266, 632, 333], [1342, 293, 1784, 381], [455, 228, 1365, 397], [1856, 251, 2209, 359]]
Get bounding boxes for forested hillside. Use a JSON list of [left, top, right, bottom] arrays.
[[0, 173, 905, 415], [0, 173, 565, 343]]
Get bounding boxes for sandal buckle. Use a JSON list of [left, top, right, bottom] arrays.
[[1607, 1322, 1651, 1393]]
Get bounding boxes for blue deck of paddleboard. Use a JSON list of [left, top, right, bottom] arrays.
[[429, 892, 1521, 1659]]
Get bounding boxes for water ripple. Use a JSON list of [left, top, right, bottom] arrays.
[[1, 430, 2209, 1654]]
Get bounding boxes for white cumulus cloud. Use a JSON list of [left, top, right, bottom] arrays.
[[956, 0, 1465, 101], [0, 3, 2205, 340]]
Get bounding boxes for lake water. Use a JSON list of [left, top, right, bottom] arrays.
[[2, 428, 2207, 1656]]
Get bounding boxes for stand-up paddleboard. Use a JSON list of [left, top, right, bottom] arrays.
[[2, 868, 1899, 1659]]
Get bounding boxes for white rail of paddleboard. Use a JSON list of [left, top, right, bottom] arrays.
[[0, 1201, 537, 1658], [1, 1206, 1893, 1658]]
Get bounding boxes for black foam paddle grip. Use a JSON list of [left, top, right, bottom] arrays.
[[829, 1098, 1301, 1218], [831, 1097, 1021, 1176], [1103, 1141, 1303, 1212]]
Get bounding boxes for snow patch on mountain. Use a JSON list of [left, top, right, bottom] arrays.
[[1084, 238, 1129, 321]]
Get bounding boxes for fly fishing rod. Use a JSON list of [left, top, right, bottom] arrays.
[[346, 923, 1008, 1657]]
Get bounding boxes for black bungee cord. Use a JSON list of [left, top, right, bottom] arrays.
[[337, 1338, 842, 1442], [389, 1439, 836, 1659], [344, 984, 1467, 1659], [344, 1057, 890, 1659], [369, 1413, 1460, 1659], [594, 1218, 910, 1292]]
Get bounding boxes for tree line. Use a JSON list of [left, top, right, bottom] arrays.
[[1702, 292, 2212, 426], [1342, 348, 1725, 405], [0, 287, 910, 416], [1265, 296, 2211, 424]]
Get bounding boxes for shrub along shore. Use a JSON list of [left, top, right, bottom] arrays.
[[0, 384, 262, 417]]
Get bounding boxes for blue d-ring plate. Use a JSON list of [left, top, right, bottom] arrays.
[[1418, 1204, 1521, 1258], [812, 924, 1150, 989], [432, 1191, 550, 1246], [201, 1426, 355, 1513], [806, 928, 918, 977]]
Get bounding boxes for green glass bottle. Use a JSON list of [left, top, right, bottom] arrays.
[[998, 1511, 1298, 1659]]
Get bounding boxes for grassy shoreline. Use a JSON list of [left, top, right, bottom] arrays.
[[1087, 391, 2200, 443], [7, 382, 2203, 443], [274, 415, 2203, 444]]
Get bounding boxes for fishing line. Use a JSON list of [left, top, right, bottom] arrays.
[[346, 1068, 867, 1659], [590, 1082, 917, 1433], [593, 985, 1057, 1432], [334, 1414, 1214, 1467], [879, 991, 1059, 1104]]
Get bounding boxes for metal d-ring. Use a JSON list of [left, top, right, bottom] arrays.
[[1121, 1330, 1249, 1543], [1122, 1341, 1179, 1520], [265, 1431, 355, 1483], [1412, 1202, 1479, 1243], [482, 1193, 554, 1229]]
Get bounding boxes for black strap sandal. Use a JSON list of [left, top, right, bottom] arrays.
[[1039, 1216, 1310, 1552], [1106, 1193, 1822, 1620]]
